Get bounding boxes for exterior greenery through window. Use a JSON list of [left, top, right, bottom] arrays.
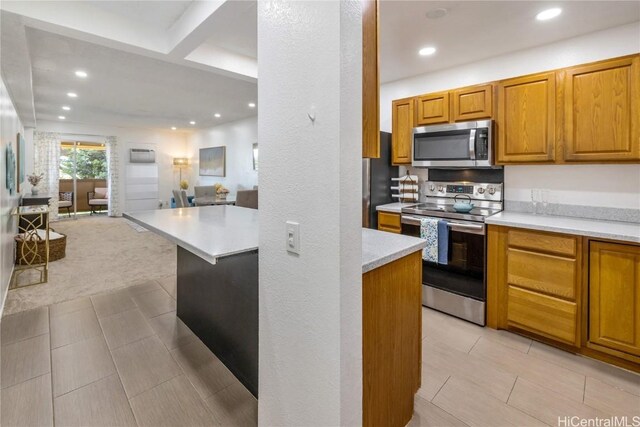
[[60, 143, 107, 179]]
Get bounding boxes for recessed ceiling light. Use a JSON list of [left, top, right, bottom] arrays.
[[62, 106, 71, 111], [248, 102, 256, 108], [214, 113, 221, 118], [426, 8, 448, 19], [67, 92, 77, 98], [189, 121, 196, 125], [418, 47, 437, 56], [58, 116, 66, 120], [171, 126, 177, 130], [536, 8, 562, 21], [75, 70, 88, 78]]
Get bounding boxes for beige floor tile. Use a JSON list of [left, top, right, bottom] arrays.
[[1, 334, 51, 389], [125, 280, 162, 297], [50, 307, 102, 349], [1, 306, 49, 346], [131, 289, 176, 319], [529, 340, 640, 396], [148, 311, 197, 350], [111, 335, 182, 398], [130, 375, 215, 427], [1, 373, 53, 427], [99, 308, 154, 349], [423, 308, 532, 353], [584, 377, 640, 418], [49, 297, 93, 318], [470, 337, 586, 402], [408, 395, 468, 427], [417, 362, 450, 402], [171, 339, 237, 399], [156, 275, 177, 299], [51, 335, 116, 397], [422, 309, 481, 353], [422, 338, 517, 402], [204, 381, 257, 426], [91, 289, 137, 318], [509, 377, 609, 425], [432, 376, 547, 427], [54, 374, 136, 427]]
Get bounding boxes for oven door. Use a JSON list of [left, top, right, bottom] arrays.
[[401, 214, 486, 301]]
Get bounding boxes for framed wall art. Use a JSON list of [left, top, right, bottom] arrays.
[[199, 146, 226, 177]]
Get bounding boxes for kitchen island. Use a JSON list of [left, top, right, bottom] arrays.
[[124, 206, 426, 425]]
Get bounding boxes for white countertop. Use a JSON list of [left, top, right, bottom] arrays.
[[375, 202, 419, 214], [124, 206, 259, 264], [485, 211, 640, 243], [125, 206, 427, 271], [362, 228, 426, 273]]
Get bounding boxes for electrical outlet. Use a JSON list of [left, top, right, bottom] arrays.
[[286, 221, 300, 254]]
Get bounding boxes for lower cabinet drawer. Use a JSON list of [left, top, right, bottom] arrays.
[[507, 286, 579, 346], [507, 248, 578, 300], [378, 212, 401, 234]]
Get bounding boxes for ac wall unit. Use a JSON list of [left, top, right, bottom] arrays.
[[130, 148, 156, 163]]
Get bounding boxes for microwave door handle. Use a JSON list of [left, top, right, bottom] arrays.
[[468, 128, 477, 160]]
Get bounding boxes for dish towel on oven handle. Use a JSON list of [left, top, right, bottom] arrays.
[[420, 217, 449, 264], [420, 217, 439, 262], [437, 219, 449, 265]]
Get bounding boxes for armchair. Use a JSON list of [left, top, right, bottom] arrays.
[[87, 187, 109, 215]]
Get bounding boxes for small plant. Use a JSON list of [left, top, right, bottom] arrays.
[[179, 179, 189, 190], [214, 183, 229, 195], [27, 173, 43, 186]]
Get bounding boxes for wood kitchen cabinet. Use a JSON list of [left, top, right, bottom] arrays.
[[452, 84, 494, 122], [391, 97, 414, 165], [378, 211, 401, 234], [588, 241, 640, 358], [496, 72, 558, 164], [362, 0, 380, 159], [488, 225, 640, 371], [415, 91, 450, 126], [562, 56, 640, 162], [488, 226, 582, 346]]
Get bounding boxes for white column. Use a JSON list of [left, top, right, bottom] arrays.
[[258, 1, 362, 425]]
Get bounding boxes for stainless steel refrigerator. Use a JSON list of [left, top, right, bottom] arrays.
[[363, 131, 399, 229]]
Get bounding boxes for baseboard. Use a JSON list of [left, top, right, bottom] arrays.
[[0, 265, 13, 319]]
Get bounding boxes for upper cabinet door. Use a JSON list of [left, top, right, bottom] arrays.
[[415, 92, 450, 126], [497, 72, 557, 163], [362, 0, 380, 159], [392, 97, 414, 165], [589, 241, 640, 357], [563, 56, 640, 162], [452, 84, 493, 122]]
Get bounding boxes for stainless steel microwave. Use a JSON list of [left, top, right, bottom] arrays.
[[412, 119, 494, 168]]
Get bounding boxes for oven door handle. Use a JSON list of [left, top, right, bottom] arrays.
[[401, 215, 485, 235]]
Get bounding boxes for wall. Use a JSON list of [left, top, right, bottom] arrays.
[[380, 22, 640, 209], [30, 121, 188, 212], [0, 76, 24, 315], [258, 1, 362, 425], [186, 117, 258, 196]]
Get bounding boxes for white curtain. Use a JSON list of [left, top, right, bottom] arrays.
[[106, 136, 121, 216], [34, 131, 61, 220]]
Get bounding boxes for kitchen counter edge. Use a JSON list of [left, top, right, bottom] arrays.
[[362, 228, 426, 273]]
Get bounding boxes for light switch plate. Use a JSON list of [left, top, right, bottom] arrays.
[[286, 221, 300, 254]]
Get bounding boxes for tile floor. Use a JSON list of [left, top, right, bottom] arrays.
[[2, 279, 639, 427], [409, 308, 640, 427], [1, 277, 257, 427]]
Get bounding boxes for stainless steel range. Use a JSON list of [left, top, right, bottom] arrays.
[[401, 179, 503, 325]]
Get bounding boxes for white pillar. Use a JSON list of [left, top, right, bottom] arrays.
[[258, 1, 362, 425]]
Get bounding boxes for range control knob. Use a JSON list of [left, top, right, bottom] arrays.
[[429, 184, 436, 192], [477, 188, 485, 194], [488, 186, 496, 195], [438, 185, 445, 193]]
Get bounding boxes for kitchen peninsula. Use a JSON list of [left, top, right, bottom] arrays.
[[124, 206, 426, 426]]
